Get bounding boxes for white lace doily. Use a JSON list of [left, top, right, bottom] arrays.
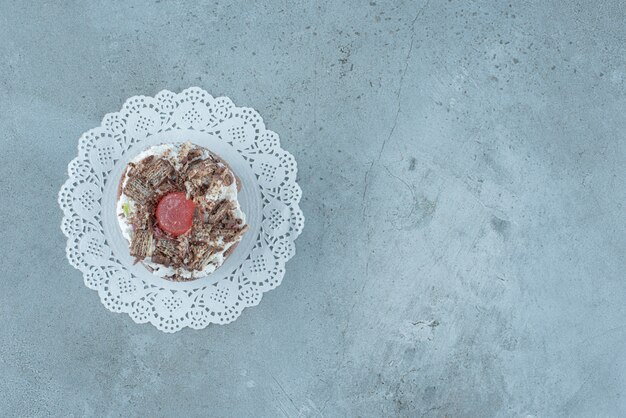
[[58, 88, 304, 332]]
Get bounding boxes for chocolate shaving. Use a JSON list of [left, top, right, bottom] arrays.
[[222, 172, 234, 186], [191, 224, 213, 243], [190, 193, 217, 216], [167, 272, 198, 282], [151, 236, 183, 267], [141, 158, 174, 188], [179, 142, 204, 166], [177, 142, 192, 162], [123, 176, 152, 204], [150, 253, 169, 266], [217, 224, 249, 244], [154, 238, 178, 259], [131, 210, 153, 230], [186, 159, 217, 180], [189, 245, 222, 271], [177, 235, 190, 263], [186, 148, 203, 162], [155, 180, 179, 196], [208, 200, 232, 224], [130, 229, 154, 258]]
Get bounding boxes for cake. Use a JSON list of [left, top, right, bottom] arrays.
[[117, 142, 248, 281]]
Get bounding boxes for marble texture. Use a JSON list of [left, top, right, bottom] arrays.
[[1, 0, 625, 416]]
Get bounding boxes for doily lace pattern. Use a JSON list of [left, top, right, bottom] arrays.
[[58, 88, 303, 332]]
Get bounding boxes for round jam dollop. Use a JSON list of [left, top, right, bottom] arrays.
[[155, 192, 196, 236]]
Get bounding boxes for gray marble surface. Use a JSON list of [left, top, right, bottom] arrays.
[[1, 0, 625, 416]]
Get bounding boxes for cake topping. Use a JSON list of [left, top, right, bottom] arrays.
[[123, 176, 153, 204], [130, 229, 154, 258], [141, 158, 175, 188], [155, 192, 196, 236], [119, 142, 248, 281]]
